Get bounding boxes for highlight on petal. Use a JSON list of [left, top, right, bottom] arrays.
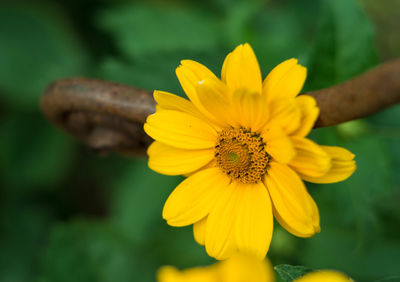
[[301, 146, 356, 184], [231, 89, 269, 132], [205, 181, 240, 260], [144, 109, 217, 149], [234, 182, 273, 259], [265, 161, 320, 237], [261, 126, 295, 164], [196, 78, 236, 127], [267, 98, 302, 135], [221, 43, 262, 94], [289, 137, 331, 178], [262, 58, 307, 102], [153, 90, 203, 118], [294, 270, 353, 282], [291, 95, 320, 137], [193, 217, 207, 246], [269, 98, 302, 133], [162, 167, 230, 227], [147, 142, 215, 176], [176, 60, 224, 115], [221, 51, 231, 87]]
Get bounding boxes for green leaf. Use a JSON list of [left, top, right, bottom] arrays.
[[366, 104, 400, 206], [0, 113, 77, 192], [303, 129, 400, 280], [97, 3, 220, 59], [40, 220, 154, 282], [150, 225, 214, 269], [368, 104, 400, 128], [110, 159, 181, 245], [110, 159, 212, 268], [0, 3, 88, 110], [221, 1, 263, 46], [336, 120, 370, 140], [0, 201, 55, 282], [98, 49, 225, 96], [275, 264, 313, 282], [309, 128, 394, 227], [306, 0, 378, 89], [326, 135, 392, 224], [373, 277, 400, 282], [300, 224, 400, 281], [269, 226, 298, 260], [98, 55, 183, 94], [251, 3, 311, 73]]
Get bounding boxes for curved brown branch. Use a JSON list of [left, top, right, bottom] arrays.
[[306, 58, 400, 127], [41, 78, 155, 155], [41, 59, 400, 155]]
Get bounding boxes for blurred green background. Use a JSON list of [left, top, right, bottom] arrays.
[[0, 0, 400, 281]]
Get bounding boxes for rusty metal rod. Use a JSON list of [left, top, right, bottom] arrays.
[[306, 58, 400, 128], [41, 78, 155, 155], [41, 58, 400, 155]]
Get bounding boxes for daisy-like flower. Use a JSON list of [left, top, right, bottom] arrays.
[[144, 43, 356, 260], [157, 253, 352, 282]]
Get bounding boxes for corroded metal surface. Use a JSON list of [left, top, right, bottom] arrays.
[[41, 59, 400, 155], [306, 58, 400, 127], [41, 78, 155, 155]]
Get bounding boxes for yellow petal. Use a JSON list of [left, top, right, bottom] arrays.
[[147, 142, 215, 176], [218, 253, 275, 282], [292, 95, 320, 137], [221, 51, 232, 87], [301, 146, 356, 184], [234, 182, 273, 259], [289, 137, 331, 178], [205, 181, 240, 260], [262, 58, 307, 102], [294, 270, 352, 282], [157, 266, 183, 282], [176, 60, 224, 118], [162, 168, 229, 227], [196, 78, 236, 127], [231, 89, 269, 132], [144, 110, 217, 149], [157, 266, 181, 282], [265, 162, 320, 237], [184, 159, 217, 178], [157, 265, 216, 282], [261, 126, 295, 164], [153, 90, 203, 118], [221, 43, 262, 94], [193, 217, 207, 246], [268, 98, 302, 135]]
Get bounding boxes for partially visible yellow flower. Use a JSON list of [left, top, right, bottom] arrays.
[[157, 253, 274, 282], [157, 253, 352, 282], [144, 43, 356, 260], [295, 270, 353, 282]]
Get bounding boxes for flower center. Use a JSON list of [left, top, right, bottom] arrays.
[[215, 127, 270, 184]]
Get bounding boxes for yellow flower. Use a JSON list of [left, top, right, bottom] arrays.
[[157, 253, 275, 282], [295, 270, 353, 282], [157, 253, 352, 282], [144, 43, 356, 260]]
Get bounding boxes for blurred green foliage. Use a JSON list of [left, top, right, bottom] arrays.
[[0, 0, 399, 282]]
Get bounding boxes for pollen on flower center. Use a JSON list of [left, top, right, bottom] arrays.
[[215, 127, 270, 184]]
